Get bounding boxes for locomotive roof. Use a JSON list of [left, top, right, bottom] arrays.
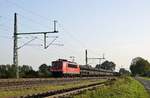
[[54, 59, 78, 64]]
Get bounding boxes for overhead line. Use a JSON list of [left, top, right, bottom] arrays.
[[58, 23, 87, 49], [0, 27, 11, 32], [19, 14, 49, 29], [5, 0, 50, 21], [4, 0, 52, 30], [58, 23, 104, 58], [0, 36, 12, 39]]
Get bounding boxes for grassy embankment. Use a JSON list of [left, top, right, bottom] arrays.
[[0, 79, 106, 98], [73, 77, 150, 98], [142, 77, 150, 80]]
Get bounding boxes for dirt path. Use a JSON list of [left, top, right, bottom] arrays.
[[135, 77, 150, 93]]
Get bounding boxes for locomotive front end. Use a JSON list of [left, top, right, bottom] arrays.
[[50, 60, 64, 77]]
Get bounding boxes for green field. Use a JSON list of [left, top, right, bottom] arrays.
[[73, 77, 150, 98]]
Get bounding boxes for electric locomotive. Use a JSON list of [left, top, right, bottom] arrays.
[[50, 59, 116, 77], [50, 59, 80, 77]]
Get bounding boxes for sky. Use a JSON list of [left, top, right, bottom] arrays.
[[0, 0, 150, 71]]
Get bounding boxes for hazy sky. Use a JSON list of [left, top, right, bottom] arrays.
[[0, 0, 150, 71]]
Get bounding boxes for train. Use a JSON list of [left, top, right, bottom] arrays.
[[50, 59, 118, 77], [50, 59, 80, 77]]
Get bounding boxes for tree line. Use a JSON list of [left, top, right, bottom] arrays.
[[1, 57, 149, 78], [0, 64, 51, 78], [0, 60, 117, 78], [97, 57, 150, 77], [130, 57, 150, 77], [95, 60, 116, 71]]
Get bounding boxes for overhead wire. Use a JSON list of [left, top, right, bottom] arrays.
[[58, 22, 101, 55], [58, 22, 86, 49], [0, 27, 11, 32], [60, 23, 104, 60], [2, 0, 87, 50], [2, 0, 52, 31], [0, 35, 12, 39], [1, 0, 86, 51], [58, 22, 104, 57], [18, 14, 50, 30], [58, 22, 105, 65], [0, 0, 69, 66], [0, 1, 58, 50], [2, 0, 101, 64], [5, 0, 51, 21]]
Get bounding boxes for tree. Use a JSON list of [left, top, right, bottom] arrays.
[[19, 65, 38, 78], [0, 65, 7, 78], [96, 60, 116, 71], [130, 57, 150, 76], [119, 68, 131, 76], [0, 64, 39, 78], [38, 64, 51, 77], [95, 64, 101, 69], [0, 64, 16, 78], [7, 64, 16, 78]]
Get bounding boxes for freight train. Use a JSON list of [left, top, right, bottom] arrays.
[[50, 59, 117, 77]]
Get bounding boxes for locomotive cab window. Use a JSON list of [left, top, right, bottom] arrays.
[[52, 61, 62, 67], [68, 64, 78, 68]]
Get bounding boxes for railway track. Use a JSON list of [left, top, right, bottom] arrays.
[[0, 77, 115, 90], [20, 78, 116, 98], [45, 82, 106, 98], [0, 77, 117, 98]]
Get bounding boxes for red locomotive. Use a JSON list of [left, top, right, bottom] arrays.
[[50, 59, 80, 77], [50, 59, 117, 77]]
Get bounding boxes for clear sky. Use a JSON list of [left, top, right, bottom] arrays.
[[0, 0, 150, 71]]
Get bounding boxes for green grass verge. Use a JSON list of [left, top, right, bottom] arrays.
[[0, 79, 106, 98], [73, 77, 150, 98], [142, 77, 150, 80]]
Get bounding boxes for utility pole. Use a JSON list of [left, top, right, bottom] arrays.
[[13, 13, 19, 79], [88, 57, 105, 65], [85, 49, 105, 66], [85, 49, 88, 65], [13, 13, 58, 79]]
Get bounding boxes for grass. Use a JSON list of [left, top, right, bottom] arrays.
[[73, 77, 150, 98], [142, 77, 150, 80], [0, 79, 106, 98]]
